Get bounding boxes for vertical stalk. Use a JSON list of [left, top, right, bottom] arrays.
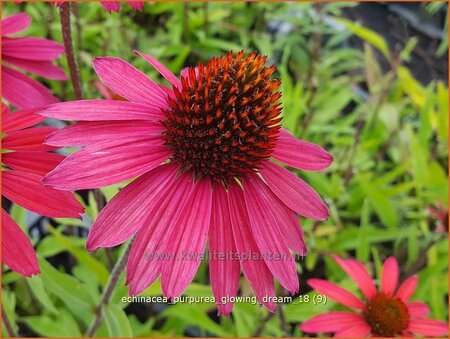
[[59, 2, 83, 100], [2, 309, 17, 337], [85, 241, 133, 337], [182, 2, 190, 44], [203, 2, 209, 33]]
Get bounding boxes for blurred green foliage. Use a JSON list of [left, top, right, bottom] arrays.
[[2, 1, 448, 337]]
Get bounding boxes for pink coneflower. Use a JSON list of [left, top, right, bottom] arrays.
[[41, 51, 333, 315], [1, 103, 84, 276], [300, 255, 448, 337], [2, 13, 67, 109]]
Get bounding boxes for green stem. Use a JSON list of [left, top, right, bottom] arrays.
[[85, 241, 133, 337]]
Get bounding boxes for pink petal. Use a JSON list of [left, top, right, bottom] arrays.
[[92, 57, 168, 108], [135, 50, 181, 88], [2, 171, 84, 218], [209, 184, 240, 316], [381, 256, 399, 297], [272, 128, 333, 171], [161, 179, 212, 299], [408, 319, 449, 337], [2, 107, 44, 133], [2, 126, 58, 152], [128, 1, 144, 10], [2, 209, 40, 277], [332, 255, 377, 300], [2, 13, 32, 36], [87, 164, 178, 251], [243, 174, 299, 293], [307, 279, 365, 310], [228, 182, 276, 312], [40, 100, 164, 121], [407, 301, 430, 318], [300, 312, 367, 333], [334, 323, 371, 338], [45, 121, 164, 147], [2, 65, 59, 109], [260, 184, 307, 255], [95, 80, 114, 100], [395, 275, 418, 302], [3, 56, 67, 80], [127, 171, 195, 295], [43, 136, 170, 190], [260, 161, 329, 220], [2, 151, 64, 176], [100, 1, 121, 12], [3, 37, 64, 61]]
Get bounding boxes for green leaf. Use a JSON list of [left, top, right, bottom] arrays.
[[27, 276, 59, 315], [334, 17, 391, 60], [47, 226, 109, 286], [22, 310, 82, 337], [102, 304, 133, 338]]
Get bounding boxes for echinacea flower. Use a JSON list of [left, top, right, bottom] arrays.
[[2, 13, 67, 109], [41, 51, 333, 315], [1, 103, 84, 276], [300, 255, 448, 337]]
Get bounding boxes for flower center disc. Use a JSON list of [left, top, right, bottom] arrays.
[[363, 293, 409, 336], [162, 51, 283, 184]]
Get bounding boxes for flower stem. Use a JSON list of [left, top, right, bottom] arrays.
[[59, 2, 83, 100], [2, 309, 17, 337], [85, 240, 133, 337]]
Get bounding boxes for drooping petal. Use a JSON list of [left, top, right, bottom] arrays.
[[40, 100, 164, 121], [135, 50, 181, 88], [2, 65, 59, 109], [332, 255, 377, 300], [395, 275, 418, 302], [3, 56, 67, 80], [259, 161, 329, 220], [2, 171, 84, 218], [45, 121, 164, 147], [209, 184, 240, 316], [381, 256, 399, 297], [161, 179, 212, 299], [307, 279, 365, 310], [334, 323, 371, 338], [2, 107, 44, 133], [260, 185, 307, 255], [300, 312, 367, 333], [243, 173, 299, 293], [272, 128, 333, 171], [2, 151, 64, 176], [2, 13, 32, 36], [86, 164, 178, 251], [43, 136, 170, 190], [228, 183, 276, 312], [2, 126, 58, 152], [127, 171, 195, 295], [100, 1, 121, 12], [408, 319, 448, 337], [92, 57, 168, 107], [2, 209, 40, 277], [407, 301, 430, 318], [128, 2, 144, 10], [3, 37, 65, 61]]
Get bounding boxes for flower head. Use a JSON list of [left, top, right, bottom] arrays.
[[1, 103, 84, 276], [300, 255, 448, 337], [41, 50, 333, 315], [1, 13, 67, 109]]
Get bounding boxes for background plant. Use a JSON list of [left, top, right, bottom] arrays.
[[2, 2, 448, 337]]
